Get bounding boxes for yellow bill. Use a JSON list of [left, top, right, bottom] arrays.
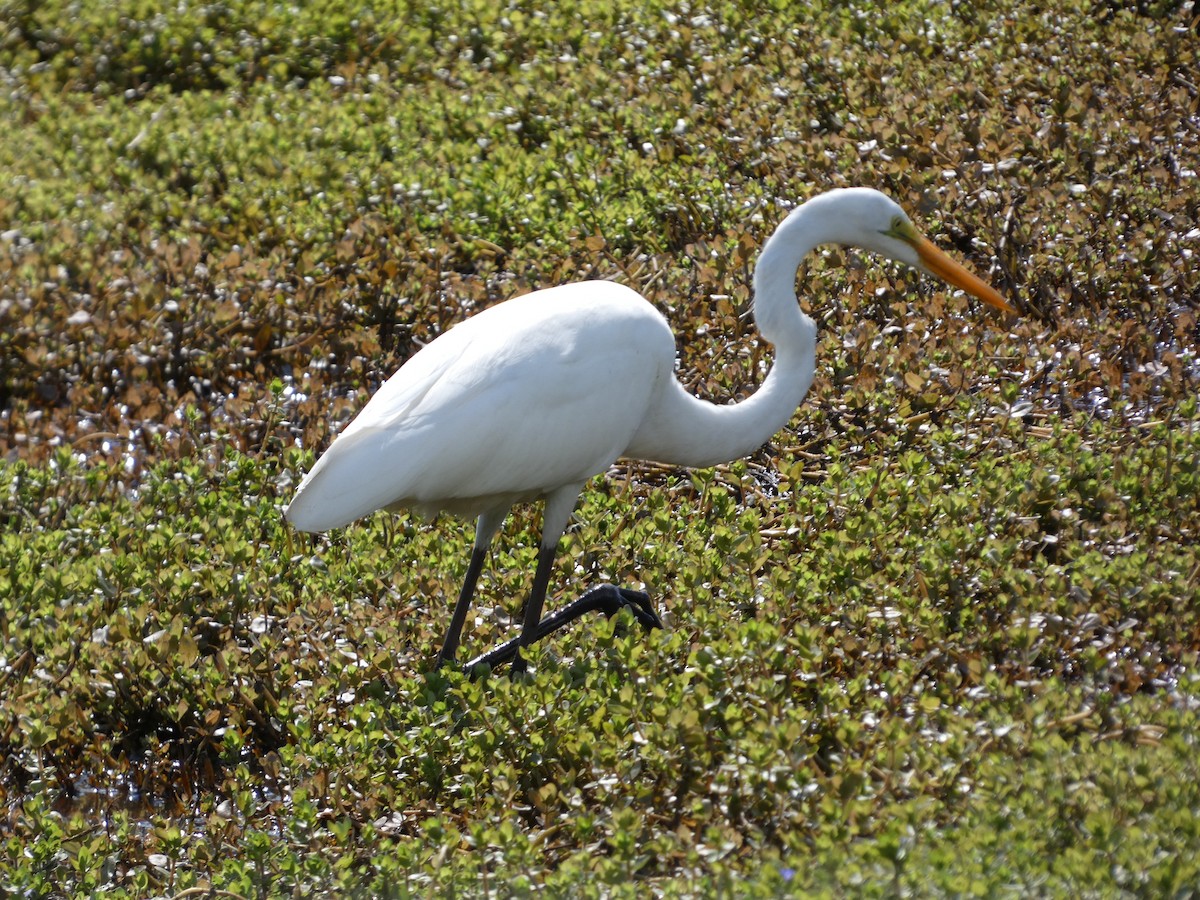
[[913, 234, 1017, 316]]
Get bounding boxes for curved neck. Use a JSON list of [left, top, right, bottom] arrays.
[[626, 202, 826, 468]]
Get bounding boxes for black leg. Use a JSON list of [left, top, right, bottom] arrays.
[[510, 545, 558, 674], [463, 584, 663, 674], [435, 545, 487, 668]]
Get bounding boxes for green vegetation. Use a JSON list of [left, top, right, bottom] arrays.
[[1, 0, 1198, 895]]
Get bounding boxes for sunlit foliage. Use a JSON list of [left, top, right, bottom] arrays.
[[1, 0, 1198, 895]]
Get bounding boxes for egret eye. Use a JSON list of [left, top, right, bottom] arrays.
[[891, 215, 906, 232]]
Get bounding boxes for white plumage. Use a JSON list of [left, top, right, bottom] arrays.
[[287, 282, 674, 529], [286, 188, 1015, 671]]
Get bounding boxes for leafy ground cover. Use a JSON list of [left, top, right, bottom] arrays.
[[1, 0, 1198, 895]]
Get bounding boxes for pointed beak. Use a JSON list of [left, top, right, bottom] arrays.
[[913, 234, 1017, 316]]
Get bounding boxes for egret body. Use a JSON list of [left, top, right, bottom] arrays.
[[285, 188, 1015, 671]]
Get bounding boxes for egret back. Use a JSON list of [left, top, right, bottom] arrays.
[[284, 282, 675, 532]]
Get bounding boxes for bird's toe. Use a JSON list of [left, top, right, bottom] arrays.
[[622, 590, 664, 631]]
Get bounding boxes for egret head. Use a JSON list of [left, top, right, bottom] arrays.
[[816, 188, 1017, 315]]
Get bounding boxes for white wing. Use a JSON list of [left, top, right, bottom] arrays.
[[285, 282, 675, 531]]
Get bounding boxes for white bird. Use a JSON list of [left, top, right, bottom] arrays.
[[286, 188, 1016, 672]]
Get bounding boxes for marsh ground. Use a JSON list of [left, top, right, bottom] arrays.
[[1, 1, 1199, 895]]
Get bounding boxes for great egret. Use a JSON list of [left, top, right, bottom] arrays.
[[286, 188, 1016, 672]]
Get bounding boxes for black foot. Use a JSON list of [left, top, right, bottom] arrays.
[[463, 585, 663, 674]]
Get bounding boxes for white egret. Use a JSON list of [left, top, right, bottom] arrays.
[[285, 188, 1016, 672]]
